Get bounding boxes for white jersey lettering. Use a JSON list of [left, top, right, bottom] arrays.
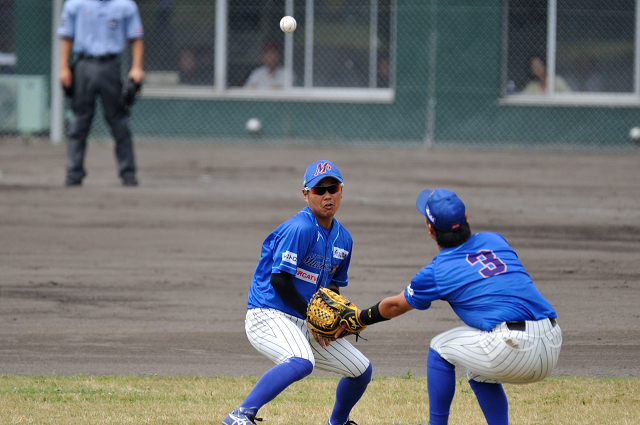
[[295, 268, 318, 284], [282, 251, 297, 265]]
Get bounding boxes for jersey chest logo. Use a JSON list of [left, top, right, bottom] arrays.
[[333, 247, 349, 260]]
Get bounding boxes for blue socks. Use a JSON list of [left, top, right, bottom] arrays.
[[426, 348, 509, 425], [238, 358, 372, 425], [468, 379, 508, 425], [239, 357, 313, 412], [426, 348, 456, 425], [329, 362, 373, 425]]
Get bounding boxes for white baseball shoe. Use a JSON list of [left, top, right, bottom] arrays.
[[221, 407, 262, 425]]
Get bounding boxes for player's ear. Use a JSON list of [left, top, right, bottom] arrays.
[[426, 222, 436, 238], [302, 188, 309, 203]]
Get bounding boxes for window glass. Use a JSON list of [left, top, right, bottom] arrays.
[[312, 0, 371, 87], [556, 0, 634, 93], [138, 0, 215, 86], [376, 0, 393, 88], [0, 0, 17, 74], [505, 0, 548, 94], [228, 1, 286, 88], [137, 0, 393, 92], [504, 0, 636, 96]]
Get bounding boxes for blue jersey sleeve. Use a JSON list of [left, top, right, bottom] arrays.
[[404, 263, 440, 310], [270, 221, 313, 275]]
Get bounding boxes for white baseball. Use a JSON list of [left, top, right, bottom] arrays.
[[246, 118, 262, 133], [629, 127, 640, 140], [280, 16, 297, 33]]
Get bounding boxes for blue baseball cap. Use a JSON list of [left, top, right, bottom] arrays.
[[416, 188, 466, 232], [303, 160, 343, 188]]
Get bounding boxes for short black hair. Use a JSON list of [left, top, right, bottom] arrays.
[[433, 221, 471, 248]]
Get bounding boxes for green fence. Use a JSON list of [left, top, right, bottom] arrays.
[[2, 0, 639, 151]]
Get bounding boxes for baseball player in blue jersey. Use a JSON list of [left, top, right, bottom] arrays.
[[222, 160, 371, 425], [58, 0, 144, 187], [349, 188, 562, 425]]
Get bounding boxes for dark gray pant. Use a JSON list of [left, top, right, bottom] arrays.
[[67, 57, 136, 181]]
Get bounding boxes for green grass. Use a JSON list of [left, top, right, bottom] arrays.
[[1, 375, 639, 424]]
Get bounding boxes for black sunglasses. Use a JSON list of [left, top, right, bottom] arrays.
[[305, 183, 343, 196]]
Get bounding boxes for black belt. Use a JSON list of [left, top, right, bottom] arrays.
[[506, 318, 557, 331], [78, 54, 118, 61]]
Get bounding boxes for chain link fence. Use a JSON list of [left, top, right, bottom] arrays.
[[1, 0, 640, 151]]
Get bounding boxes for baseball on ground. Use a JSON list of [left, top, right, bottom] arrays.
[[629, 126, 640, 141], [280, 16, 297, 33]]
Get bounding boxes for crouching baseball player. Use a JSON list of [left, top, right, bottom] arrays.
[[222, 160, 370, 425], [346, 188, 562, 425]]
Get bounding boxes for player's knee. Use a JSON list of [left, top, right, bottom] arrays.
[[468, 379, 502, 394], [360, 362, 373, 382], [349, 362, 372, 387], [285, 357, 314, 380], [427, 348, 455, 372]]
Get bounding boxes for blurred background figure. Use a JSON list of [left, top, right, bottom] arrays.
[[377, 53, 391, 87], [523, 55, 571, 94], [178, 46, 211, 85], [565, 57, 604, 92], [244, 41, 284, 90], [58, 0, 145, 187]]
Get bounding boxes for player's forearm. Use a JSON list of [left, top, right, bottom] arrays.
[[270, 272, 308, 317], [379, 294, 414, 318], [59, 38, 73, 70], [130, 38, 144, 71], [358, 292, 413, 325]]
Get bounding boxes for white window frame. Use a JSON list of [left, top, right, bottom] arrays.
[[143, 0, 396, 103], [501, 0, 640, 107]]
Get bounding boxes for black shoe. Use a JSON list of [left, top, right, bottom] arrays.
[[122, 176, 139, 187], [65, 178, 82, 186]]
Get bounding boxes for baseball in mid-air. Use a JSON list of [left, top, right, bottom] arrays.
[[629, 126, 640, 141], [246, 118, 262, 134], [280, 16, 297, 33]]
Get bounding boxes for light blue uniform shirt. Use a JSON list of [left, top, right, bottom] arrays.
[[404, 232, 556, 331], [58, 0, 144, 56], [247, 207, 353, 319]]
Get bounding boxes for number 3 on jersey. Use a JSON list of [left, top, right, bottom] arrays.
[[467, 250, 506, 278]]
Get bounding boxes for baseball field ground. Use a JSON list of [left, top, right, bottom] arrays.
[[1, 139, 639, 424]]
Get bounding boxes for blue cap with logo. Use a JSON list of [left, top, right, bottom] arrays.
[[415, 188, 466, 232], [303, 160, 343, 188]]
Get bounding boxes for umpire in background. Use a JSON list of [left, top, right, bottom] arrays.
[[58, 0, 145, 187]]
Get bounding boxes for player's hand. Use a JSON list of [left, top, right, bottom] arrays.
[[128, 67, 145, 84], [307, 321, 333, 349], [333, 321, 349, 340], [59, 65, 73, 88]]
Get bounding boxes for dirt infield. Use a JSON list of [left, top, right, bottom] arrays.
[[1, 139, 639, 379]]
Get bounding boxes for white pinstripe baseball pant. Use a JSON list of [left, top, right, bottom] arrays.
[[245, 308, 371, 378], [430, 318, 562, 384]]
